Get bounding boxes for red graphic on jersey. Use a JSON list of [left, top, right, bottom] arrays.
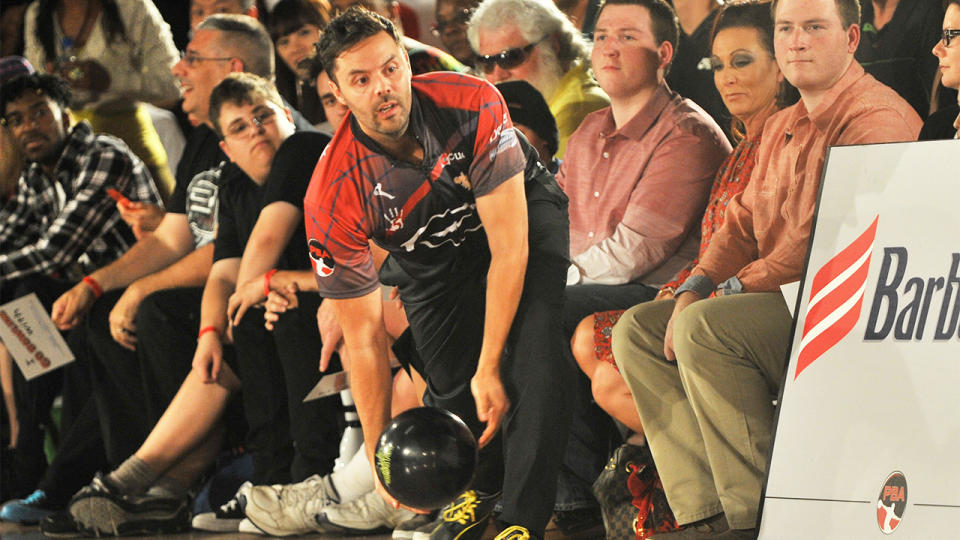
[[309, 239, 336, 278], [795, 216, 879, 379]]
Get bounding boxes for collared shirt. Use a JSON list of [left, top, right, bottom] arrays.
[[304, 72, 564, 299], [558, 81, 731, 287], [0, 121, 161, 283], [547, 61, 609, 159], [689, 62, 922, 294]]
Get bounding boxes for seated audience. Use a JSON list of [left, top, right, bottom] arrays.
[[496, 80, 560, 173], [23, 0, 182, 201], [856, 0, 951, 119], [0, 71, 160, 519], [569, 2, 793, 533], [0, 13, 286, 530], [433, 0, 481, 68], [468, 0, 609, 157], [554, 0, 603, 37], [922, 0, 960, 140], [611, 0, 921, 537], [269, 0, 330, 126], [305, 54, 351, 134], [64, 72, 326, 537], [555, 0, 729, 527], [666, 0, 731, 140]]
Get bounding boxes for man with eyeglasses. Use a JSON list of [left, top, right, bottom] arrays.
[[0, 71, 161, 523], [612, 0, 920, 538], [468, 0, 609, 158], [20, 14, 313, 533]]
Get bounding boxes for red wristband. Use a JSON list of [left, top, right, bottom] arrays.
[[198, 325, 220, 340], [264, 268, 278, 297], [82, 276, 103, 298]]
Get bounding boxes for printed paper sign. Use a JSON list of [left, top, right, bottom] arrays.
[[0, 293, 74, 380]]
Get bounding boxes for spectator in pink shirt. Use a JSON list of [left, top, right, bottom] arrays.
[[611, 0, 921, 537], [551, 0, 729, 525]]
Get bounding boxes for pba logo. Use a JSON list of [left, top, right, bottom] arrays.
[[308, 239, 335, 278], [876, 471, 907, 534], [795, 216, 879, 379]]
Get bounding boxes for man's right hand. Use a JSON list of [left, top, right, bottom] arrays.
[[108, 285, 148, 351], [193, 332, 224, 383], [51, 282, 98, 330], [316, 300, 343, 372], [664, 291, 701, 361]]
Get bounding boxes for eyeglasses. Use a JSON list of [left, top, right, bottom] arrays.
[[180, 50, 234, 67], [476, 36, 547, 74], [942, 29, 960, 48], [431, 8, 472, 37], [223, 108, 278, 139]]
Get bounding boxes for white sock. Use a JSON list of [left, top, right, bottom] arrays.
[[329, 447, 375, 502]]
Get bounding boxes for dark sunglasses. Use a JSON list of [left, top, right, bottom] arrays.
[[943, 29, 960, 48], [476, 36, 547, 74]]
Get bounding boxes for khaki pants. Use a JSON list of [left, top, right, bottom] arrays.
[[611, 293, 792, 529]]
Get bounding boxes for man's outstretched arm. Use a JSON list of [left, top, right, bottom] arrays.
[[473, 172, 528, 447]]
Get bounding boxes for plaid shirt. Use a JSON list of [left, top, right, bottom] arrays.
[[0, 121, 161, 283]]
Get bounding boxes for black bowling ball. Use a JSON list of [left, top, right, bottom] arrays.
[[374, 406, 478, 510]]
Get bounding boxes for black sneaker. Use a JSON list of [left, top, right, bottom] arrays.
[[191, 481, 250, 532], [68, 477, 190, 536], [411, 490, 500, 540], [39, 511, 82, 538]]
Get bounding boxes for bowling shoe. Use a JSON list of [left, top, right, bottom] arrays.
[[411, 489, 501, 540], [191, 481, 251, 532]]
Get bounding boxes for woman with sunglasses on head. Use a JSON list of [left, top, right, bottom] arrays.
[[569, 3, 796, 532], [922, 0, 960, 140], [22, 0, 181, 202]]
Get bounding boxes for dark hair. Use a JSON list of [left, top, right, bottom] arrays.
[[771, 0, 860, 28], [1, 73, 72, 119], [596, 0, 679, 55], [268, 0, 330, 42], [208, 72, 286, 138], [198, 14, 276, 79], [711, 1, 798, 141], [315, 6, 402, 83], [34, 0, 127, 66]]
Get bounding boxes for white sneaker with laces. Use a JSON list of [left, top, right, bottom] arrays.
[[238, 517, 265, 534], [317, 490, 415, 535], [243, 474, 339, 536]]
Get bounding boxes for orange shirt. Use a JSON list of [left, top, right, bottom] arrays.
[[692, 62, 922, 292]]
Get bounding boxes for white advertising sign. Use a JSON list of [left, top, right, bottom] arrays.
[[0, 293, 74, 380], [760, 140, 960, 538]]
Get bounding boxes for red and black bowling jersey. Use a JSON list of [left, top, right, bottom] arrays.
[[304, 72, 532, 299]]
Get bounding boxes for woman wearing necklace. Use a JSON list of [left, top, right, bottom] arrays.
[[23, 0, 181, 202]]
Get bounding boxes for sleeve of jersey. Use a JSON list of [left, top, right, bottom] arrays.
[[468, 83, 526, 198], [303, 162, 380, 299]]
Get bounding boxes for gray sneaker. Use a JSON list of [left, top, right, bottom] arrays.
[[316, 490, 415, 535], [243, 474, 339, 536]]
